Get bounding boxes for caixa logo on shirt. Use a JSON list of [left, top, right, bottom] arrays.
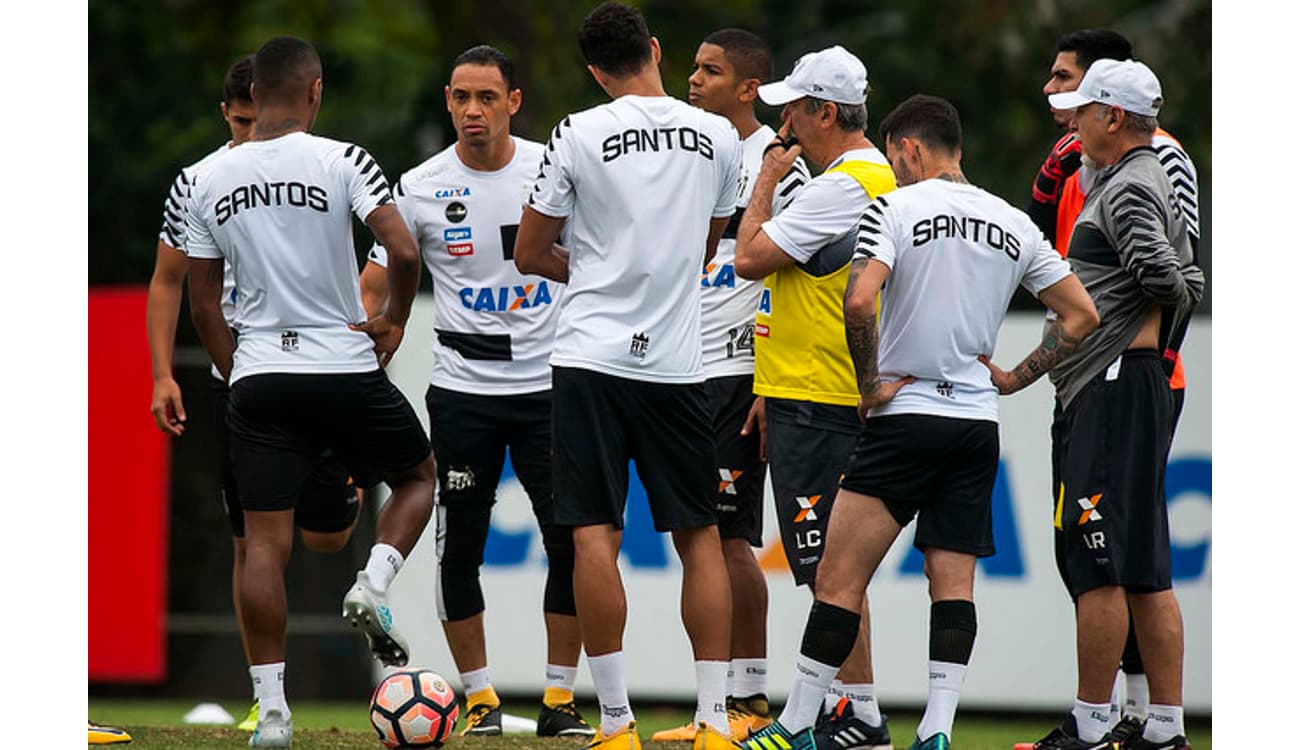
[[458, 281, 555, 312], [434, 186, 471, 199]]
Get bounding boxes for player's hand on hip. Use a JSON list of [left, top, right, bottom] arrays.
[[977, 355, 1017, 395], [762, 120, 802, 175], [740, 395, 768, 461], [350, 314, 406, 368], [150, 377, 186, 436], [857, 376, 916, 421]]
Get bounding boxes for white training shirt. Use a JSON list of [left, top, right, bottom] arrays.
[[529, 95, 742, 383], [185, 131, 395, 383], [761, 147, 889, 263], [701, 125, 809, 378], [368, 137, 559, 395], [854, 179, 1072, 421], [160, 143, 239, 328]]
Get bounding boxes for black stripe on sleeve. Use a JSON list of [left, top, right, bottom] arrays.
[[370, 182, 390, 197], [360, 157, 376, 175], [354, 147, 368, 167], [778, 178, 804, 197], [366, 170, 383, 187], [375, 194, 393, 207], [345, 144, 356, 159]]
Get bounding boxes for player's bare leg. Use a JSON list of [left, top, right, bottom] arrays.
[[672, 525, 733, 737], [573, 524, 636, 737], [1127, 589, 1186, 744], [912, 548, 977, 746], [239, 507, 297, 746], [722, 538, 767, 663]]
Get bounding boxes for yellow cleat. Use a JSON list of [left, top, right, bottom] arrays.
[[587, 721, 643, 750], [237, 702, 259, 732], [88, 720, 132, 744], [650, 722, 697, 742], [727, 696, 773, 740], [692, 722, 734, 750]]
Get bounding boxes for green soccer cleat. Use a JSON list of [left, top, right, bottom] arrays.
[[737, 721, 816, 750], [238, 702, 259, 732], [907, 732, 951, 750]]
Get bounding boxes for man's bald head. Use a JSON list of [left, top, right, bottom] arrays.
[[253, 36, 322, 105]]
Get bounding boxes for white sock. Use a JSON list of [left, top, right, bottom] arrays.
[[1072, 699, 1112, 743], [731, 658, 768, 699], [249, 662, 289, 719], [546, 663, 579, 693], [1143, 704, 1184, 742], [1109, 672, 1124, 728], [589, 652, 634, 733], [695, 660, 729, 734], [777, 655, 839, 733], [1125, 673, 1150, 719], [822, 679, 846, 714], [915, 661, 965, 740], [840, 682, 881, 726], [364, 543, 404, 592], [459, 666, 493, 698]]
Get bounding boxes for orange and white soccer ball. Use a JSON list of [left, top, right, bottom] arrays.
[[369, 669, 459, 748]]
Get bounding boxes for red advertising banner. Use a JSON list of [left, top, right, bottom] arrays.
[[88, 287, 169, 682]]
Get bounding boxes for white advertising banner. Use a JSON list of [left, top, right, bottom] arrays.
[[381, 301, 1211, 712]]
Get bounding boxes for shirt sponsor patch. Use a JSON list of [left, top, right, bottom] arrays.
[[444, 227, 472, 242], [448, 242, 473, 256]]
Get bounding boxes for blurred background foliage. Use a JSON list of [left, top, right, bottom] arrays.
[[90, 0, 1211, 302]]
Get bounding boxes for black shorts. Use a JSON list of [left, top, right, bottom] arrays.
[[552, 367, 716, 533], [704, 374, 765, 545], [211, 378, 359, 537], [425, 384, 554, 519], [766, 398, 860, 587], [226, 370, 430, 512], [840, 413, 1000, 558], [1051, 350, 1175, 598]]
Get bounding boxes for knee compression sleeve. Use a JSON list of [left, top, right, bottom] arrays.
[[437, 503, 492, 621], [929, 599, 977, 665], [800, 601, 860, 667]]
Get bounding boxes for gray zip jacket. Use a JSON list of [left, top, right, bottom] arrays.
[[1049, 145, 1204, 409]]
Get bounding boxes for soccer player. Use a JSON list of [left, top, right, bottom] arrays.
[[734, 45, 896, 750], [1028, 30, 1201, 743], [647, 29, 809, 745], [357, 44, 593, 739], [512, 4, 742, 750], [183, 36, 438, 747], [745, 93, 1095, 750], [143, 53, 363, 734], [988, 60, 1203, 750]]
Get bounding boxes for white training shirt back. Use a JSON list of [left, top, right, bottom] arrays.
[[368, 137, 558, 395], [184, 131, 395, 383], [854, 179, 1072, 421], [701, 125, 809, 378], [160, 143, 239, 328], [529, 95, 742, 383]]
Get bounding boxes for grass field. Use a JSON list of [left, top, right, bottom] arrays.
[[88, 699, 1210, 749]]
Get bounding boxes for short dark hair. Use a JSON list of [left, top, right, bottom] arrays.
[[253, 36, 323, 103], [579, 2, 652, 78], [1056, 29, 1133, 70], [702, 28, 772, 83], [878, 94, 962, 155], [451, 45, 517, 90], [222, 55, 255, 105]]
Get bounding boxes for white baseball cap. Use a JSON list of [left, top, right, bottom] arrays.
[[1048, 58, 1163, 117], [758, 45, 868, 106]]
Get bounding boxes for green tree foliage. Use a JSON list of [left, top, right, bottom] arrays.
[[91, 0, 1210, 291]]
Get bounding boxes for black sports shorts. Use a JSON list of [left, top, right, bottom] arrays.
[[839, 413, 1000, 558], [704, 374, 766, 545], [1051, 349, 1175, 598], [226, 370, 430, 512], [552, 366, 716, 533]]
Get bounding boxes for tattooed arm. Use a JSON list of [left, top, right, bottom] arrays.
[[844, 257, 915, 420], [979, 273, 1098, 395]]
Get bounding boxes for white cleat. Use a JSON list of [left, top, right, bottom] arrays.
[[342, 571, 409, 667], [248, 708, 292, 747]]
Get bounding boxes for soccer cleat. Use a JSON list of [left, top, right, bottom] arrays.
[[1116, 733, 1191, 750], [1028, 715, 1113, 750], [907, 732, 951, 750], [238, 702, 260, 732], [728, 695, 774, 740], [737, 721, 816, 750], [1107, 716, 1145, 746], [692, 721, 734, 750], [650, 722, 697, 742], [88, 721, 132, 744], [342, 571, 409, 667], [538, 701, 597, 737], [586, 721, 642, 750], [811, 698, 892, 750], [459, 702, 503, 736], [248, 708, 292, 747]]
